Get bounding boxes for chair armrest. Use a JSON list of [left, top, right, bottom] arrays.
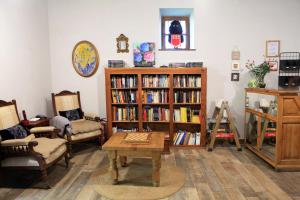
[[30, 126, 60, 138]]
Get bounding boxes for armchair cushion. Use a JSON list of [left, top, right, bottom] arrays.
[[68, 130, 101, 141], [30, 126, 55, 133], [71, 119, 102, 134], [0, 134, 35, 146], [32, 137, 66, 159], [0, 124, 27, 140], [59, 108, 83, 121]]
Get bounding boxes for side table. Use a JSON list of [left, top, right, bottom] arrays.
[[21, 118, 50, 129]]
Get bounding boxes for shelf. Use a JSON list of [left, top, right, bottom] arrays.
[[142, 87, 169, 89], [111, 88, 138, 90], [112, 103, 138, 105], [142, 121, 170, 123], [112, 121, 139, 123], [173, 103, 201, 105], [172, 145, 201, 147], [142, 103, 169, 106], [174, 122, 200, 125], [173, 87, 201, 90]]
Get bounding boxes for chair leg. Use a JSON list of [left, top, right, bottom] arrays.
[[41, 168, 50, 189], [99, 134, 105, 146], [68, 142, 73, 158], [64, 153, 69, 168]]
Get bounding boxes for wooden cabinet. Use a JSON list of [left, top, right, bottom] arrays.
[[245, 88, 300, 170], [105, 67, 207, 148]]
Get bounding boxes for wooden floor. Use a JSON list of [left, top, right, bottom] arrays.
[[1, 142, 300, 200]]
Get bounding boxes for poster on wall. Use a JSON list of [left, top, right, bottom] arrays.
[[266, 40, 280, 57]]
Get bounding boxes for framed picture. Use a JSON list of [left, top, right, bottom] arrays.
[[134, 42, 155, 67], [231, 73, 240, 81], [268, 60, 278, 71], [231, 61, 240, 71], [231, 50, 240, 60], [72, 40, 99, 77], [116, 34, 129, 53], [266, 40, 280, 57]]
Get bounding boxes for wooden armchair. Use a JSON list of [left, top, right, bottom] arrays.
[[0, 100, 69, 188], [51, 91, 105, 156]]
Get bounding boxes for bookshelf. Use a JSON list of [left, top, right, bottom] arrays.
[[105, 67, 207, 148]]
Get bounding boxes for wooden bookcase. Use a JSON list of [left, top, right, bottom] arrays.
[[245, 88, 300, 170], [105, 67, 207, 147]]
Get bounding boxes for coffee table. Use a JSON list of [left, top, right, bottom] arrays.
[[102, 132, 165, 187]]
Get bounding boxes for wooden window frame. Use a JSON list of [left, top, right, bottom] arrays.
[[161, 16, 190, 50]]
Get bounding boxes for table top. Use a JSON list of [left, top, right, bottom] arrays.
[[102, 132, 165, 152]]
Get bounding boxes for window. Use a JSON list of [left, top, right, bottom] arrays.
[[160, 8, 194, 50]]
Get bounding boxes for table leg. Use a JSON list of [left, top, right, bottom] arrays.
[[108, 151, 118, 184], [152, 153, 161, 187], [120, 156, 127, 167]]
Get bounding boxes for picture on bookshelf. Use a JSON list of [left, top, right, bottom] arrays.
[[133, 42, 155, 67]]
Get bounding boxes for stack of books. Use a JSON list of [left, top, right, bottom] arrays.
[[112, 127, 138, 134], [143, 107, 170, 122], [142, 90, 169, 103], [142, 75, 169, 87], [112, 106, 138, 121], [111, 75, 137, 88], [174, 91, 201, 103], [173, 75, 201, 88], [173, 131, 201, 145], [112, 90, 137, 103], [108, 60, 125, 68], [169, 63, 186, 68], [185, 62, 203, 68], [173, 107, 200, 123]]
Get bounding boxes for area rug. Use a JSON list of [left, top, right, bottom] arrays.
[[91, 158, 185, 200]]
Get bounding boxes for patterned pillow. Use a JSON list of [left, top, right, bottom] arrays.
[[59, 108, 83, 121], [0, 124, 28, 141]]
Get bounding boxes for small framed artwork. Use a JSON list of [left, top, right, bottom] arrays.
[[268, 60, 278, 71], [231, 50, 240, 60], [231, 73, 240, 81], [266, 40, 280, 57], [231, 61, 240, 71]]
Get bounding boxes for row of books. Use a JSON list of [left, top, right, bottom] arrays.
[[142, 90, 169, 103], [112, 127, 138, 134], [112, 106, 138, 121], [142, 75, 169, 87], [111, 75, 137, 88], [174, 91, 201, 103], [174, 107, 200, 123], [173, 131, 201, 145], [173, 75, 201, 88], [112, 90, 137, 103], [143, 107, 170, 122]]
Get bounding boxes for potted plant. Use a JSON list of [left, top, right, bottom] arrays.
[[245, 60, 270, 88]]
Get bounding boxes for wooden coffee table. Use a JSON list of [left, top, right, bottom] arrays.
[[102, 132, 164, 187]]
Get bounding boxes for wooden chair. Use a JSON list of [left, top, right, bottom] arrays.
[[0, 100, 69, 188], [51, 91, 105, 156]]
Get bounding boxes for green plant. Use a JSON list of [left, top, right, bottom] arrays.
[[245, 60, 270, 85]]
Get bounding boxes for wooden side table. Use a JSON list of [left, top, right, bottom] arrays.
[[21, 118, 50, 129]]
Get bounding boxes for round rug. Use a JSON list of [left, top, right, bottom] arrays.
[[92, 158, 185, 200]]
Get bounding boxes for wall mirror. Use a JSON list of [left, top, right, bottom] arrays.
[[116, 34, 129, 53]]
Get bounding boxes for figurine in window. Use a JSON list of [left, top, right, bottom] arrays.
[[168, 20, 184, 48]]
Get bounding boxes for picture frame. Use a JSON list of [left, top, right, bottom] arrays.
[[268, 60, 278, 71], [231, 73, 240, 81], [116, 34, 129, 53], [266, 40, 280, 57], [72, 40, 99, 77], [231, 61, 240, 71]]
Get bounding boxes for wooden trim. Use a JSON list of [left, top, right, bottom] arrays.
[[245, 108, 277, 122], [245, 88, 299, 96]]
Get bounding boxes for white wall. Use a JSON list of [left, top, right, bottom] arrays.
[[48, 0, 300, 137], [0, 0, 52, 119]]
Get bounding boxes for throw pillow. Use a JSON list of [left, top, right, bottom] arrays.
[[0, 124, 28, 141], [59, 108, 83, 121]]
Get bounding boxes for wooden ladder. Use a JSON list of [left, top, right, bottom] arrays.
[[208, 101, 242, 151]]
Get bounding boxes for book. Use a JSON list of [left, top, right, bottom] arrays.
[[180, 107, 187, 122]]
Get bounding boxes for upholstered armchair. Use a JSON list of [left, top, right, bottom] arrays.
[[51, 91, 105, 156], [0, 100, 69, 188]]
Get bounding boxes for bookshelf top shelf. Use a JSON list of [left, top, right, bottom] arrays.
[[173, 87, 201, 90], [142, 87, 169, 89], [174, 122, 201, 125], [105, 67, 207, 75], [111, 88, 138, 90]]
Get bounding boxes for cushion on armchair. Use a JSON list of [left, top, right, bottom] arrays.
[[59, 108, 83, 121], [32, 137, 66, 159], [0, 124, 28, 141], [71, 119, 102, 134], [30, 126, 55, 133]]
